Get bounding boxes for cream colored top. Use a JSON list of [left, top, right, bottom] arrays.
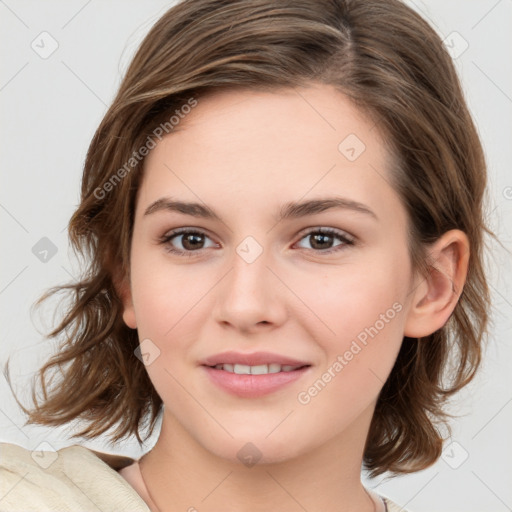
[[0, 442, 408, 511]]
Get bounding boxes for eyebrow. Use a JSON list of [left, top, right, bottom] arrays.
[[143, 196, 378, 221]]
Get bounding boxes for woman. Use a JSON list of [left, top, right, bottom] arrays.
[[1, 0, 490, 510]]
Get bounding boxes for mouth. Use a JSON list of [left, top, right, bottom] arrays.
[[204, 363, 311, 374], [201, 363, 312, 398]]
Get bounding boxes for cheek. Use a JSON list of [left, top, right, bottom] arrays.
[[294, 270, 407, 425], [128, 250, 208, 406], [292, 252, 410, 389], [129, 239, 204, 338], [298, 254, 408, 339]]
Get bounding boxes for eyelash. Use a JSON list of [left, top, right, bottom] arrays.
[[158, 227, 355, 257]]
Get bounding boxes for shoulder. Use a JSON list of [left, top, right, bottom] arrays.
[[367, 486, 410, 512], [0, 442, 149, 512], [382, 495, 410, 512]]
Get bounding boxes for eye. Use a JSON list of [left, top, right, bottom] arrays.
[[159, 228, 217, 256], [159, 226, 355, 257], [294, 227, 354, 254]]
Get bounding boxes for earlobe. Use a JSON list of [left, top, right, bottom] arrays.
[[404, 230, 469, 338], [122, 298, 137, 330], [113, 271, 137, 330]]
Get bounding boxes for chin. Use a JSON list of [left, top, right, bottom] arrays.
[[200, 430, 311, 468]]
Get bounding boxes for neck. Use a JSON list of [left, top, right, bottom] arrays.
[[137, 403, 378, 512]]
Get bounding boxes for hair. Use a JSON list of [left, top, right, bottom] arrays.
[[21, 0, 490, 477]]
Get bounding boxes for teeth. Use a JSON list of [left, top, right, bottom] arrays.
[[212, 363, 303, 374], [233, 364, 251, 374], [268, 363, 281, 373], [250, 364, 270, 375]]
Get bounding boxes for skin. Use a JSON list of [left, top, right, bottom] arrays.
[[118, 83, 469, 512]]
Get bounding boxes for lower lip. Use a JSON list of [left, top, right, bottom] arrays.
[[202, 365, 311, 398]]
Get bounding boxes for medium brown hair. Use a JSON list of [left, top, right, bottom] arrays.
[[22, 0, 490, 477]]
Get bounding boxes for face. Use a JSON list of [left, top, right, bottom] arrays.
[[122, 83, 419, 464]]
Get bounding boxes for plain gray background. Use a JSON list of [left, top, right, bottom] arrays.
[[1, 1, 511, 511]]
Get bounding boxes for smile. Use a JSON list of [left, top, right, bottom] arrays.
[[202, 364, 311, 398], [208, 363, 308, 374]]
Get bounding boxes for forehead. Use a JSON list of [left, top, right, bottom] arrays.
[[138, 83, 399, 221], [165, 84, 386, 158]]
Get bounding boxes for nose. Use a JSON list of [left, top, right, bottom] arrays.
[[212, 243, 288, 334]]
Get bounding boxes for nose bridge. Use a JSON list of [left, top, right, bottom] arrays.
[[228, 235, 272, 302], [213, 235, 286, 329]]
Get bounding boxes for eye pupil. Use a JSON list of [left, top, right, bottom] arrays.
[[182, 233, 204, 250], [310, 233, 333, 249]]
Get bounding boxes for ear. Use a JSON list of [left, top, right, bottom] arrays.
[[404, 229, 469, 338], [113, 268, 137, 330]]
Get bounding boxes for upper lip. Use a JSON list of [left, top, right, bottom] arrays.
[[201, 351, 311, 367]]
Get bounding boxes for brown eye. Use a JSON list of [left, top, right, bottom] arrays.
[[178, 232, 206, 250], [160, 229, 217, 255], [308, 232, 335, 250], [295, 228, 354, 253]]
